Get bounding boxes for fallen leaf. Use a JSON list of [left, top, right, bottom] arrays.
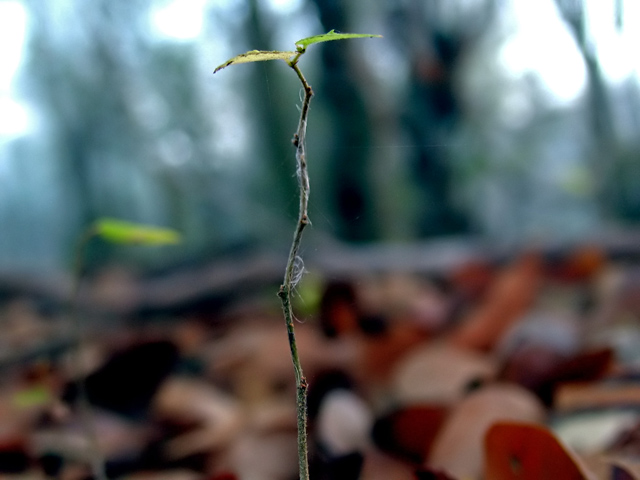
[[484, 421, 593, 480]]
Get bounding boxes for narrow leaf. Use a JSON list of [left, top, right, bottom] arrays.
[[295, 30, 382, 50], [93, 218, 181, 245], [214, 50, 297, 73]]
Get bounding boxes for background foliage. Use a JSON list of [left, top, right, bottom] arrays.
[[1, 0, 639, 273]]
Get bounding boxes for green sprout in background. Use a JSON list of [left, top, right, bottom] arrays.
[[72, 218, 181, 480], [215, 29, 381, 480]]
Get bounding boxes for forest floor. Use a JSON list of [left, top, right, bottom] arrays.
[[2, 239, 640, 479]]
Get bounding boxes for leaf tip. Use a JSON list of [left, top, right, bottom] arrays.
[[213, 61, 230, 74]]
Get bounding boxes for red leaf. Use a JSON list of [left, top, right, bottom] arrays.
[[484, 421, 590, 479]]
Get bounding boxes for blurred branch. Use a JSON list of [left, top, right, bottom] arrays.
[[4, 230, 640, 320]]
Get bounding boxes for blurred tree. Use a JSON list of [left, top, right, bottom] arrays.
[[310, 0, 378, 242], [392, 2, 464, 236], [386, 0, 496, 237], [20, 0, 239, 270], [555, 0, 640, 223], [24, 1, 148, 226]]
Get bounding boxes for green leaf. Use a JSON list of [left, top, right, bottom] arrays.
[[93, 218, 181, 245], [13, 385, 51, 409], [214, 50, 297, 73], [295, 30, 382, 50]]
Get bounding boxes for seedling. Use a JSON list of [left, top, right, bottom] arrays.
[[72, 218, 181, 480], [215, 30, 381, 480]]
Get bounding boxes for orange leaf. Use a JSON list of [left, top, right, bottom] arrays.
[[451, 252, 542, 352], [484, 421, 592, 480], [427, 384, 545, 479]]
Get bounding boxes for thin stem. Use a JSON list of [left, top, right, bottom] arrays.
[[72, 230, 107, 480], [278, 59, 313, 480]]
